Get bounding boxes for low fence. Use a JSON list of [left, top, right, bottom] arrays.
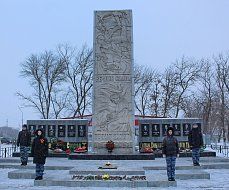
[[209, 144, 229, 157], [0, 145, 19, 158]]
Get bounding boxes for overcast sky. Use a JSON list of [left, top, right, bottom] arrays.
[[0, 0, 229, 128]]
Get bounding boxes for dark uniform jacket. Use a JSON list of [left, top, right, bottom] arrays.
[[31, 135, 48, 164], [162, 128, 179, 156], [188, 128, 203, 149], [17, 130, 31, 147]]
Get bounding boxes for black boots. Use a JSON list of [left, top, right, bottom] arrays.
[[21, 161, 27, 166], [35, 176, 43, 180], [168, 178, 175, 181]]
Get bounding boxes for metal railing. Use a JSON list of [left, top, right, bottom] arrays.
[[0, 145, 19, 158], [208, 144, 229, 157]]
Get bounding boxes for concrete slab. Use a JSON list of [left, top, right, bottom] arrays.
[[176, 170, 210, 180], [8, 169, 35, 179], [144, 163, 229, 170], [0, 158, 32, 163], [68, 153, 155, 160], [154, 151, 216, 158], [200, 157, 229, 163], [146, 170, 210, 181], [147, 180, 177, 187], [0, 163, 73, 170], [69, 167, 145, 175], [34, 179, 148, 188]]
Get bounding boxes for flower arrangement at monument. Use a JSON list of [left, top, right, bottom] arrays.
[[50, 138, 67, 153], [143, 146, 153, 153], [65, 148, 71, 154], [140, 145, 153, 153], [102, 174, 110, 180], [74, 146, 87, 153], [106, 140, 115, 153]]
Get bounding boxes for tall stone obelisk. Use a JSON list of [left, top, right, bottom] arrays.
[[92, 10, 134, 153]]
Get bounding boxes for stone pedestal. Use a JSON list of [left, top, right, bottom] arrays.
[[92, 10, 134, 153]]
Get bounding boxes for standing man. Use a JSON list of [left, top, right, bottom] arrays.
[[162, 126, 179, 181], [17, 124, 31, 166], [31, 129, 48, 180], [188, 123, 203, 166]]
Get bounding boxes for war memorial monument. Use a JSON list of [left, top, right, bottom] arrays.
[[92, 10, 135, 154]]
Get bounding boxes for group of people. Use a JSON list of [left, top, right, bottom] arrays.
[[162, 123, 203, 181], [17, 125, 48, 180], [17, 123, 203, 181]]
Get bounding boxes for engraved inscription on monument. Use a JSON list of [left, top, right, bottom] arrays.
[[93, 10, 134, 152]]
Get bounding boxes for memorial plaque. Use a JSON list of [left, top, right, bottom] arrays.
[[173, 124, 181, 136], [68, 125, 76, 137], [162, 124, 170, 136], [152, 124, 160, 137], [78, 125, 86, 137], [58, 125, 66, 137], [48, 125, 56, 137], [183, 123, 191, 136], [93, 10, 134, 152], [28, 125, 36, 137], [141, 124, 150, 137], [38, 125, 46, 136]]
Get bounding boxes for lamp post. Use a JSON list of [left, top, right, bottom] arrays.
[[18, 106, 24, 126]]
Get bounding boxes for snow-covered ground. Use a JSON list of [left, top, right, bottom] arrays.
[[1, 156, 229, 190], [0, 168, 229, 190], [1, 143, 229, 189]]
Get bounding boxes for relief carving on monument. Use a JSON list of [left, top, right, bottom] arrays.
[[95, 11, 132, 75], [94, 83, 132, 133]]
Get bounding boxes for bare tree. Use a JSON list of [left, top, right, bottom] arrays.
[[150, 73, 162, 117], [172, 56, 201, 117], [51, 89, 69, 119], [57, 44, 93, 117], [134, 65, 156, 116], [160, 66, 178, 117], [17, 51, 66, 118], [215, 53, 229, 140], [214, 53, 229, 142], [198, 59, 216, 134]]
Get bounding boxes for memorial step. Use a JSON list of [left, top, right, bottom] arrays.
[[144, 163, 229, 170], [69, 168, 145, 175], [68, 153, 155, 160], [0, 158, 32, 163], [146, 170, 210, 180], [8, 168, 209, 181], [34, 179, 177, 188], [1, 163, 72, 170]]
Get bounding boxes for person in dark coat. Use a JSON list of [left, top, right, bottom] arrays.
[[162, 126, 179, 181], [188, 123, 203, 166], [17, 124, 31, 166], [31, 129, 48, 180]]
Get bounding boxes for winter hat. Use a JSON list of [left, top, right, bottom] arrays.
[[35, 129, 44, 136], [167, 126, 174, 135], [22, 124, 27, 129], [167, 126, 174, 131]]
